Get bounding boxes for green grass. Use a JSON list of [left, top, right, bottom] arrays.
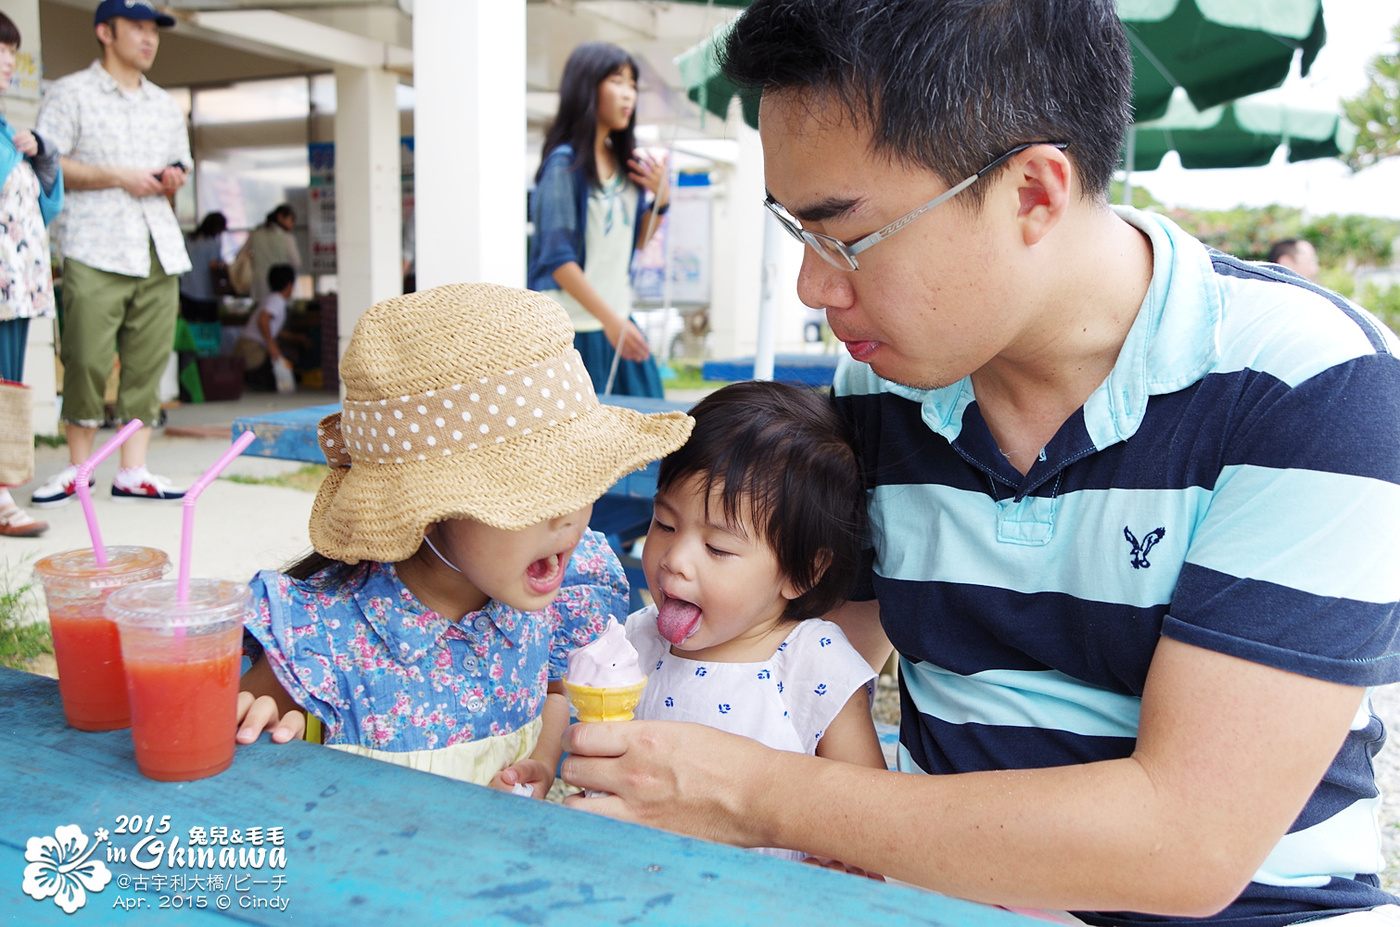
[[663, 363, 728, 392], [0, 558, 52, 670], [223, 463, 329, 494]]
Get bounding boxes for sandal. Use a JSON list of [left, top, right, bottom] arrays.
[[0, 501, 48, 537]]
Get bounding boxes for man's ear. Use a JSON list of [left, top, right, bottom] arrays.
[[1013, 145, 1072, 247], [782, 548, 833, 602], [95, 22, 114, 49]]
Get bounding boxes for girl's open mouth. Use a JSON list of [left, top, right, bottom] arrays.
[[525, 551, 567, 595]]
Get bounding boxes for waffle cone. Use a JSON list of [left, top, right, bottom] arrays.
[[564, 677, 647, 722]]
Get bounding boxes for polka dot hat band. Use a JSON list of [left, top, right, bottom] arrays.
[[320, 351, 597, 467], [308, 283, 692, 564]]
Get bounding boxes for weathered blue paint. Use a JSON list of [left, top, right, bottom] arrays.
[[0, 667, 1032, 926]]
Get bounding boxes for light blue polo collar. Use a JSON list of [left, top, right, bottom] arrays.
[[875, 206, 1222, 452]]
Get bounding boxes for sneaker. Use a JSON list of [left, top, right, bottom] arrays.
[[31, 465, 93, 509], [111, 467, 186, 503]]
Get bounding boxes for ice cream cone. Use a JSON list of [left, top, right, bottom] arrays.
[[564, 677, 647, 722]]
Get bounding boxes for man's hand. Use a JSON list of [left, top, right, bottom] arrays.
[[118, 167, 166, 198], [156, 165, 186, 196], [560, 719, 779, 847], [10, 131, 38, 157]]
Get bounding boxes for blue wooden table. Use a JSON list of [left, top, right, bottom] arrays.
[[231, 396, 695, 610], [701, 353, 841, 387], [0, 666, 1029, 925]]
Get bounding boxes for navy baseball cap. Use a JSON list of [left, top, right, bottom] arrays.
[[94, 0, 176, 28]]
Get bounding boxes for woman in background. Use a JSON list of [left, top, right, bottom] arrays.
[[179, 211, 226, 323], [238, 204, 299, 304], [528, 42, 669, 398], [0, 10, 61, 537]]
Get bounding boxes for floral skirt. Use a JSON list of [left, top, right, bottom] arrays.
[[0, 163, 53, 323]]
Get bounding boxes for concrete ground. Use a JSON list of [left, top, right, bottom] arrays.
[[4, 388, 339, 610]]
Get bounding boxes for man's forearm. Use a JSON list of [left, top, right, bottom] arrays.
[[59, 156, 123, 191]]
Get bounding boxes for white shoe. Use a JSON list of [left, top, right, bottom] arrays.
[[111, 467, 187, 503], [31, 465, 92, 509]]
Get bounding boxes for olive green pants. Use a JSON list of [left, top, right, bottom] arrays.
[[59, 243, 178, 428]]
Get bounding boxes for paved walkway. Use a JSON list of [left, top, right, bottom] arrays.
[[4, 390, 339, 606]]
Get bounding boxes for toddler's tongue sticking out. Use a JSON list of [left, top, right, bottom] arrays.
[[656, 596, 701, 646]]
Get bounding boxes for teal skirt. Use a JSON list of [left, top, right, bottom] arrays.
[[574, 327, 663, 399]]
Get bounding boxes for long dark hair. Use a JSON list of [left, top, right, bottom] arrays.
[[536, 42, 638, 189], [283, 550, 369, 589], [657, 381, 868, 621]]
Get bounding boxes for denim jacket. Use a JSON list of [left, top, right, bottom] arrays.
[[527, 144, 650, 292]]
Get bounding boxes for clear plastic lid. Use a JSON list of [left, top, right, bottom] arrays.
[[33, 546, 170, 589], [105, 579, 251, 633]]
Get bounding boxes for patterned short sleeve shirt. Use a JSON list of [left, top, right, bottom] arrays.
[[36, 61, 191, 278]]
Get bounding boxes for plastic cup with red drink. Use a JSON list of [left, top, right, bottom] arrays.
[[106, 579, 250, 782], [34, 546, 170, 731]]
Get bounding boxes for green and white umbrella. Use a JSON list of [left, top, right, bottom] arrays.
[[675, 0, 1327, 128], [1126, 87, 1356, 172]]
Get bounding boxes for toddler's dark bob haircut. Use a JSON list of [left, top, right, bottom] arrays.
[[656, 380, 867, 621]]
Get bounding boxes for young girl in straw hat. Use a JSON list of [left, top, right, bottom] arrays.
[[236, 283, 691, 796]]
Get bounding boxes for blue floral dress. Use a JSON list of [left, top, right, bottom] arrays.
[[244, 529, 629, 784]]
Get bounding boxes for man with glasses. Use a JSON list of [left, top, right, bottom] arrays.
[[564, 1, 1400, 924]]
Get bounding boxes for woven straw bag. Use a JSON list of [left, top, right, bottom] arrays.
[[0, 380, 33, 486]]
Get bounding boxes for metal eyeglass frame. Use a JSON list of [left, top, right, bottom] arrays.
[[764, 141, 1070, 271]]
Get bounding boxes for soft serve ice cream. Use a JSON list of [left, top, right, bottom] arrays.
[[564, 617, 646, 721]]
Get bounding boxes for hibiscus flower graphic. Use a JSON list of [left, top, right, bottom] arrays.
[[22, 824, 111, 913]]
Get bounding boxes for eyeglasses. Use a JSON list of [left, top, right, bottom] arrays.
[[764, 141, 1069, 271]]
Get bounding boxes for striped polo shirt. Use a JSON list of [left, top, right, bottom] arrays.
[[832, 207, 1400, 927]]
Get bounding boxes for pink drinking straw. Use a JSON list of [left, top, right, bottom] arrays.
[[74, 419, 144, 567], [177, 430, 258, 603]]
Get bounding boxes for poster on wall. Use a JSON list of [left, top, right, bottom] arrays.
[[7, 49, 39, 100], [632, 173, 712, 306], [307, 142, 336, 277], [305, 139, 415, 278]]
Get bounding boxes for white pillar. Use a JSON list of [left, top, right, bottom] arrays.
[[753, 211, 780, 381], [412, 0, 526, 289], [708, 112, 765, 360], [333, 65, 402, 368]]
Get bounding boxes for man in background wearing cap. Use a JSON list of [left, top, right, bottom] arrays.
[[32, 0, 191, 506]]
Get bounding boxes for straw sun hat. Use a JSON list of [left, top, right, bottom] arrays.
[[309, 283, 693, 563]]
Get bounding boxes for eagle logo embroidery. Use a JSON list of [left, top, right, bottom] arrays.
[[1123, 526, 1166, 569]]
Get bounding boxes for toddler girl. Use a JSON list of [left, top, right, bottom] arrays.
[[625, 380, 886, 857], [236, 283, 691, 797]]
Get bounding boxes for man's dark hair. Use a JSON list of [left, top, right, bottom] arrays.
[[721, 0, 1133, 205], [266, 204, 295, 226], [1266, 239, 1305, 264], [657, 381, 867, 621], [267, 263, 296, 293]]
